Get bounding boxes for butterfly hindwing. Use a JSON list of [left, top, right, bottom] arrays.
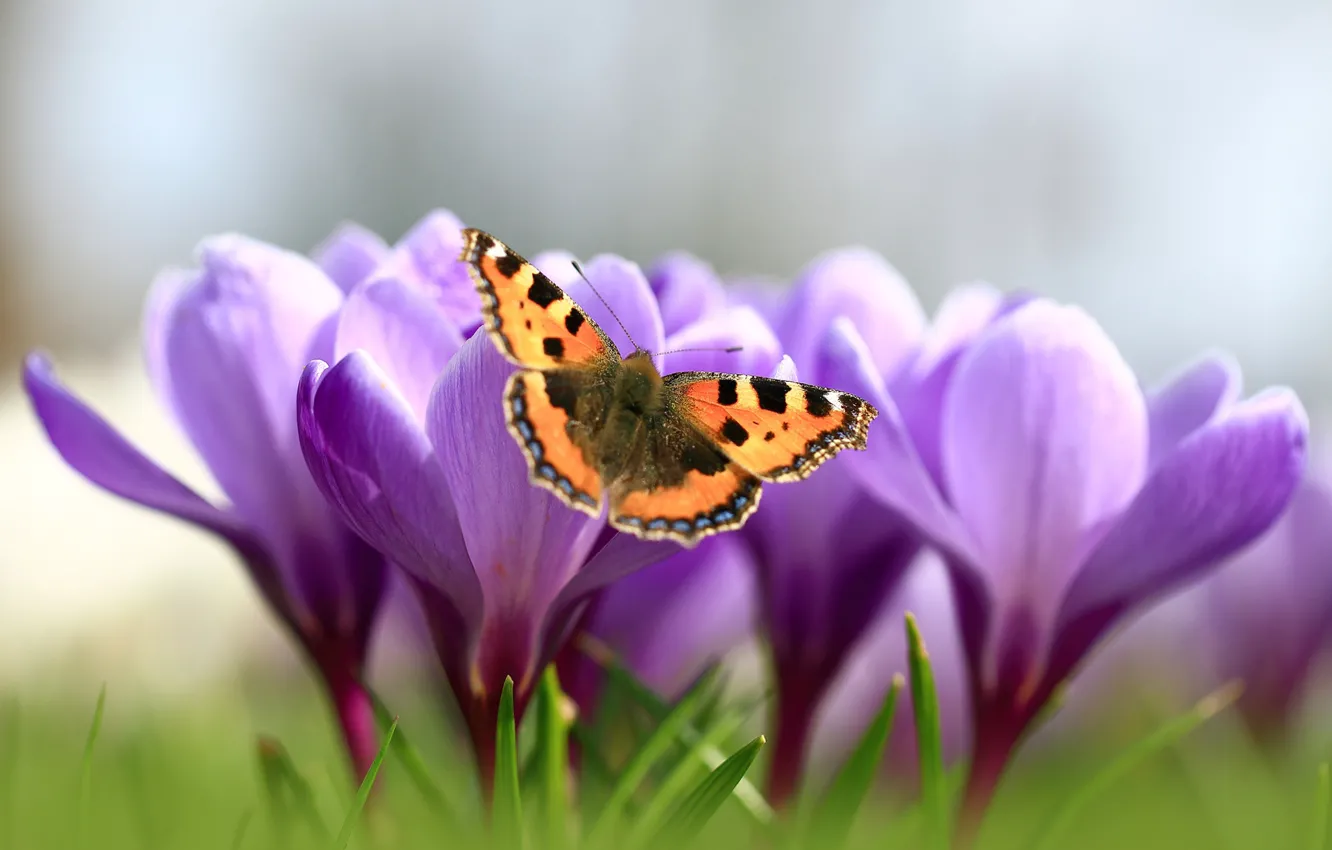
[[664, 372, 878, 482], [462, 228, 617, 369], [505, 368, 609, 516]]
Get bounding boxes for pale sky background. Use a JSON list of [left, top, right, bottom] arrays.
[[2, 0, 1331, 693]]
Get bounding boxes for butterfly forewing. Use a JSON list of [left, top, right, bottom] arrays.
[[461, 228, 618, 370]]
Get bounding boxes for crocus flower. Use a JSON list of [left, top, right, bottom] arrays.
[[831, 300, 1307, 839], [296, 241, 780, 791], [735, 248, 933, 808], [808, 552, 970, 786], [1199, 463, 1332, 746], [20, 213, 482, 781]]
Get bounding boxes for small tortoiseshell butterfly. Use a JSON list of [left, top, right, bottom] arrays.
[[460, 229, 879, 546]]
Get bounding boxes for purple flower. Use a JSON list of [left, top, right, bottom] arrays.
[[809, 553, 970, 785], [1199, 459, 1332, 745], [731, 247, 932, 808], [19, 215, 466, 781], [295, 240, 779, 792], [831, 300, 1307, 837]]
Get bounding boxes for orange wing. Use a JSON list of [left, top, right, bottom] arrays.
[[505, 370, 606, 515], [461, 228, 617, 369], [609, 463, 761, 547], [664, 373, 878, 482]]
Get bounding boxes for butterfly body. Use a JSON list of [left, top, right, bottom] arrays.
[[461, 228, 878, 546]]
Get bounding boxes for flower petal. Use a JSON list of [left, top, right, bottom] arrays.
[[589, 535, 759, 697], [23, 351, 251, 543], [160, 235, 344, 543], [777, 248, 926, 378], [660, 305, 781, 377], [312, 222, 390, 293], [335, 275, 463, 421], [1146, 352, 1242, 468], [427, 333, 606, 621], [297, 354, 483, 634], [380, 209, 479, 332], [646, 252, 728, 335], [942, 301, 1148, 643], [825, 319, 974, 563], [1054, 387, 1308, 678]]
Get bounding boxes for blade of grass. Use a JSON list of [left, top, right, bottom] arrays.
[[78, 684, 106, 829], [368, 688, 452, 813], [907, 613, 949, 850], [230, 808, 254, 850], [536, 668, 571, 850], [333, 716, 397, 850], [583, 637, 774, 829], [806, 674, 904, 849], [587, 666, 721, 843], [493, 677, 524, 849], [1311, 763, 1329, 850], [1, 697, 18, 848], [259, 736, 331, 843], [257, 738, 292, 842], [651, 735, 766, 847], [1030, 681, 1243, 850], [624, 708, 749, 848]]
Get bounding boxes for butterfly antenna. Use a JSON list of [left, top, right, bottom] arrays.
[[648, 345, 743, 360], [571, 260, 640, 352]]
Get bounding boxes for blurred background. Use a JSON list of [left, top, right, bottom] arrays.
[[2, 0, 1332, 695]]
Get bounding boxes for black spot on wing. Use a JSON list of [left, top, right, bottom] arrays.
[[721, 417, 749, 446], [764, 431, 775, 441], [805, 388, 833, 417], [495, 251, 524, 278], [717, 379, 739, 406], [751, 377, 789, 413], [680, 440, 729, 476], [543, 337, 565, 359], [544, 371, 580, 418], [564, 309, 585, 336], [527, 273, 563, 308]]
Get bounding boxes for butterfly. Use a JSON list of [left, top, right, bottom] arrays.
[[459, 228, 879, 546]]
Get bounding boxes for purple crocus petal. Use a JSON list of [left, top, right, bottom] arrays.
[[888, 285, 1010, 491], [1146, 352, 1243, 468], [942, 301, 1148, 687], [24, 352, 253, 545], [589, 535, 758, 697], [428, 334, 605, 635], [380, 209, 479, 332], [22, 352, 300, 630], [312, 222, 391, 293], [661, 305, 782, 377], [725, 277, 787, 328], [825, 319, 973, 562], [297, 355, 483, 635], [335, 275, 463, 421], [1204, 475, 1332, 732], [1054, 387, 1308, 679], [777, 248, 926, 378], [159, 236, 344, 544], [647, 252, 728, 335]]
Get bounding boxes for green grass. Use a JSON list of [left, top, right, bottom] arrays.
[[0, 662, 1326, 850]]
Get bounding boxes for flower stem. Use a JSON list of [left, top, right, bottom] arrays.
[[766, 676, 821, 811], [327, 668, 380, 785], [957, 707, 1024, 849]]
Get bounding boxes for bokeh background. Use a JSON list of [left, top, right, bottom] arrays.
[[3, 0, 1332, 710]]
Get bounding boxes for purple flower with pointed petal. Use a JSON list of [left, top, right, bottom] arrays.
[[1200, 458, 1332, 745], [23, 228, 403, 782], [732, 247, 932, 808], [832, 300, 1307, 839], [296, 243, 776, 793]]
